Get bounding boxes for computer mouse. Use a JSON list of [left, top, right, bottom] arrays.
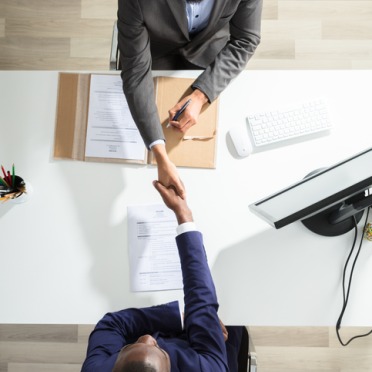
[[228, 124, 253, 158]]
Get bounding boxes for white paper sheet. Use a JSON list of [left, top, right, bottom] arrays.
[[127, 204, 183, 292], [85, 74, 146, 161]]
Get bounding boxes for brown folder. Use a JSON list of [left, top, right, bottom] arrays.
[[54, 73, 218, 168]]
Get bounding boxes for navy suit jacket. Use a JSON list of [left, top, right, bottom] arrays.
[[81, 231, 242, 371]]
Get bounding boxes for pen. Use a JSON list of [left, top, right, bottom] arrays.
[[167, 99, 192, 128]]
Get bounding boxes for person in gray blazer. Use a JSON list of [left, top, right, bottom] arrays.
[[118, 0, 263, 197]]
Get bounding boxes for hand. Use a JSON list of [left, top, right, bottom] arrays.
[[153, 180, 193, 225], [152, 144, 185, 199], [168, 89, 208, 133]]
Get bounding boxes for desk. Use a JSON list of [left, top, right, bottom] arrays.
[[1, 70, 372, 326]]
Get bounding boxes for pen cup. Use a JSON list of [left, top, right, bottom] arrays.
[[2, 175, 33, 204]]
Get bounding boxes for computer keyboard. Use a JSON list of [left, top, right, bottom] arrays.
[[246, 98, 332, 147]]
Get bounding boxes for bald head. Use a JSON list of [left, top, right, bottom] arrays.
[[113, 335, 170, 372]]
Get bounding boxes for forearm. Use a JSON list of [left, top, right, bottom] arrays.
[[121, 69, 164, 148], [176, 231, 227, 367]]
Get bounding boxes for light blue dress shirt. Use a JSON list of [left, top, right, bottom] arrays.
[[186, 0, 215, 35]]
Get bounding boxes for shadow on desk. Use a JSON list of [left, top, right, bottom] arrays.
[[54, 160, 154, 309], [212, 222, 354, 325], [0, 201, 13, 218]]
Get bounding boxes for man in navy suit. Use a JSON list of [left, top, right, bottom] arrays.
[[81, 181, 246, 371]]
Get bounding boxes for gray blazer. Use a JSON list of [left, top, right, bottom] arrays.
[[118, 0, 262, 148]]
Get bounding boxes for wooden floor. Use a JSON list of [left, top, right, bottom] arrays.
[[1, 0, 372, 70], [1, 325, 372, 371], [1, 1, 372, 371]]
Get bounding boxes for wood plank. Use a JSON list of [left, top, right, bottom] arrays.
[[0, 341, 86, 364], [278, 1, 372, 21], [296, 40, 372, 60], [2, 0, 81, 19], [249, 326, 329, 347], [0, 324, 78, 343], [81, 0, 117, 19], [5, 18, 113, 39], [262, 20, 322, 40], [8, 363, 81, 372]]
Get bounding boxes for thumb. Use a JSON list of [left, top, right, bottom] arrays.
[[153, 180, 167, 195]]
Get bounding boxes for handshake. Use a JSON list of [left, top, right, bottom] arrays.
[[152, 180, 193, 226]]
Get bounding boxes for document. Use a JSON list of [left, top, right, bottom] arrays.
[[55, 73, 218, 167], [85, 74, 146, 161], [127, 204, 182, 292]]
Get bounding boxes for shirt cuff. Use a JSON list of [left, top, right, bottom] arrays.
[[176, 222, 197, 236], [149, 139, 166, 149]]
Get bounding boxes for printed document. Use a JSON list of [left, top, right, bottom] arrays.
[[127, 204, 182, 292], [85, 74, 146, 161]]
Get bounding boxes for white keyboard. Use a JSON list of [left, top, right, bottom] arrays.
[[247, 98, 332, 147]]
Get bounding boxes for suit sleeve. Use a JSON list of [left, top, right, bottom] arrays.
[[117, 0, 164, 148], [176, 231, 229, 371], [192, 0, 263, 102], [81, 301, 182, 372]]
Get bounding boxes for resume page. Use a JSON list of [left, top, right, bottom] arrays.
[[127, 204, 182, 292], [85, 74, 146, 161]]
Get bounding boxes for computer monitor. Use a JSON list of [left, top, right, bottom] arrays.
[[249, 147, 372, 236]]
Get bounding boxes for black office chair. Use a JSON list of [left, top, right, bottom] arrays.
[[110, 21, 120, 71], [232, 326, 258, 372], [247, 327, 258, 372]]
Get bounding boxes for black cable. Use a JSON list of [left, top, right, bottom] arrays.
[[336, 207, 372, 346]]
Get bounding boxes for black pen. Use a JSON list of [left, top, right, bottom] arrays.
[[167, 99, 192, 128]]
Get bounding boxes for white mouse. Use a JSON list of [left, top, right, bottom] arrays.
[[228, 123, 253, 158]]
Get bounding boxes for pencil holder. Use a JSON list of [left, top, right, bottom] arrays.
[[0, 175, 33, 204]]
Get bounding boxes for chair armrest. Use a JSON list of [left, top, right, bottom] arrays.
[[110, 21, 119, 70], [247, 327, 258, 372]]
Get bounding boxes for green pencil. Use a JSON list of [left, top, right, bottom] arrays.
[[12, 164, 15, 187]]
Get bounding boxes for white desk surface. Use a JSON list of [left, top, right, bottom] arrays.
[[1, 70, 372, 326]]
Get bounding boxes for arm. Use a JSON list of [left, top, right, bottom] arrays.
[[193, 0, 263, 102], [167, 0, 262, 133], [81, 301, 182, 372], [118, 1, 185, 197], [117, 0, 163, 148], [153, 181, 228, 370], [118, 1, 187, 198]]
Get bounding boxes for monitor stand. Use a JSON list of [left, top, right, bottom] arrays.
[[301, 202, 364, 237], [301, 169, 365, 237]]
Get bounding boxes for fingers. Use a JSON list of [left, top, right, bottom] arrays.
[[153, 180, 185, 200], [168, 119, 195, 133]]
